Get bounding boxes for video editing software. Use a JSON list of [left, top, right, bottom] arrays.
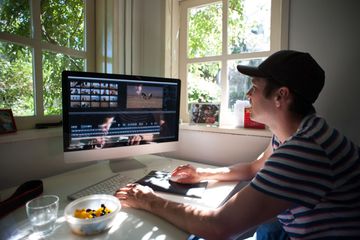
[[62, 72, 180, 152]]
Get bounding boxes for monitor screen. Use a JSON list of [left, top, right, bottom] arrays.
[[62, 71, 181, 164]]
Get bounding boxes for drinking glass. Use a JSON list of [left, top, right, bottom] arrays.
[[26, 195, 59, 236]]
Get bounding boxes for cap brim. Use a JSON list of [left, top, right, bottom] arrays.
[[236, 65, 268, 78]]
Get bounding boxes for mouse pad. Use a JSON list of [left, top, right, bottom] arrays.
[[135, 170, 208, 198]]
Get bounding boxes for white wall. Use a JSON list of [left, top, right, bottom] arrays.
[[165, 130, 270, 166], [288, 0, 360, 144], [0, 136, 91, 191], [132, 0, 165, 77]]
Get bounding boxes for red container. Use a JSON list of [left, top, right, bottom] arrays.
[[244, 107, 265, 129]]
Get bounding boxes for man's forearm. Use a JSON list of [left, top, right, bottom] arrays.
[[197, 162, 255, 182], [197, 147, 270, 182], [147, 196, 221, 240]]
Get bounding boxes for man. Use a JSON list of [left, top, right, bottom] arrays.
[[115, 50, 360, 239]]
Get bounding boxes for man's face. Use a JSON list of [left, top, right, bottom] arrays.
[[246, 77, 275, 124]]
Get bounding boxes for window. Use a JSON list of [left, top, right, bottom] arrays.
[[0, 0, 94, 129], [179, 0, 288, 125]]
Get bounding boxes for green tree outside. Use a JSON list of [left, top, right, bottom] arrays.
[[187, 0, 248, 105], [187, 0, 270, 109], [0, 0, 85, 116]]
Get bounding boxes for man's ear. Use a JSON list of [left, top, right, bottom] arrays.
[[274, 87, 290, 107], [277, 87, 290, 99], [280, 87, 290, 96]]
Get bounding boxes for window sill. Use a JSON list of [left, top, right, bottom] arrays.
[[180, 123, 272, 138], [0, 124, 272, 144], [0, 127, 62, 144]]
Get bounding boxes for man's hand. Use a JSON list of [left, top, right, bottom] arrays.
[[115, 184, 157, 210], [170, 164, 201, 183]]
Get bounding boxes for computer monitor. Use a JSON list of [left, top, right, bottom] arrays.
[[62, 71, 181, 171]]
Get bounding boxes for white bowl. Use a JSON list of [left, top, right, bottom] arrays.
[[64, 194, 121, 235]]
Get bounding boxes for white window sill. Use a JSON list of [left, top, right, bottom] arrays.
[[0, 124, 272, 144], [180, 123, 272, 138], [0, 127, 62, 144]]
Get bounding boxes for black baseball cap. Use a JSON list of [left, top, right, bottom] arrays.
[[237, 50, 325, 103]]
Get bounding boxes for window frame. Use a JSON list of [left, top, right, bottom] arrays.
[[0, 0, 95, 130], [178, 0, 289, 125]]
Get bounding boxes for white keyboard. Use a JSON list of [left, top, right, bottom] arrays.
[[67, 174, 136, 200]]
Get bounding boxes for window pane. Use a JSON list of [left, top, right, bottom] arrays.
[[0, 0, 31, 37], [188, 2, 222, 58], [41, 0, 85, 51], [0, 41, 34, 116], [228, 58, 263, 109], [187, 62, 221, 104], [43, 51, 85, 115], [228, 0, 270, 54]]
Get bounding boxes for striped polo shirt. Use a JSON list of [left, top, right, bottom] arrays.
[[251, 114, 360, 239]]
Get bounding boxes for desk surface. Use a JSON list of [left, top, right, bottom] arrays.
[[0, 155, 240, 240]]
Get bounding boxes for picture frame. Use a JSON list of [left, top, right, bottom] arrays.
[[0, 109, 17, 134], [190, 103, 220, 127]]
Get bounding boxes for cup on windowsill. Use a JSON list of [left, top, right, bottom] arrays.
[[244, 107, 265, 129], [26, 195, 59, 237]]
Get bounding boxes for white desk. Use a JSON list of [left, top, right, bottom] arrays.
[[0, 155, 243, 240]]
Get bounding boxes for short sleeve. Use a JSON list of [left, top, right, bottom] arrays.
[[251, 136, 331, 208]]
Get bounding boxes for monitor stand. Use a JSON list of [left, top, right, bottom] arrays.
[[109, 157, 147, 173]]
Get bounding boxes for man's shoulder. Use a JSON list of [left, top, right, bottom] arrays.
[[295, 114, 329, 140]]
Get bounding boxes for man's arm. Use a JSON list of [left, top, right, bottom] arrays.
[[116, 181, 292, 240], [171, 140, 273, 183]]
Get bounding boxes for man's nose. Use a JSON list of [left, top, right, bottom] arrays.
[[246, 89, 252, 98]]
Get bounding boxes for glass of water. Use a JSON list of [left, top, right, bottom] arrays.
[[26, 195, 59, 237]]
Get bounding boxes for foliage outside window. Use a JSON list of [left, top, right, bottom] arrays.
[[180, 0, 283, 125], [0, 0, 92, 127], [188, 61, 221, 103], [42, 51, 85, 115]]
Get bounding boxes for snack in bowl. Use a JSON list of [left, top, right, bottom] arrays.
[[64, 194, 121, 235], [74, 204, 112, 219]]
